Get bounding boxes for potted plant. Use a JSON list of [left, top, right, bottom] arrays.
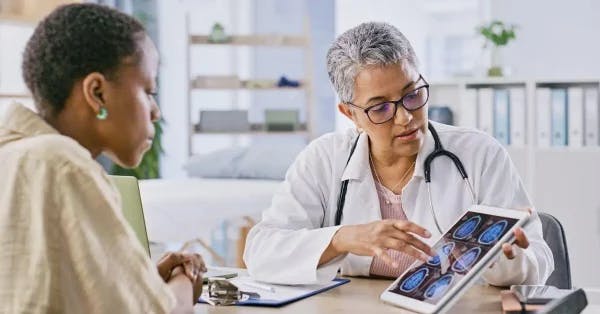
[[477, 20, 517, 77]]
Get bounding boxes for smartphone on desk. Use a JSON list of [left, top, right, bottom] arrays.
[[510, 285, 572, 304]]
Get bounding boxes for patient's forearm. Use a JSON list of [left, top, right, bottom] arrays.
[[168, 271, 194, 314]]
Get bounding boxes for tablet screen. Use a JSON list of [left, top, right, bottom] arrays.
[[387, 211, 518, 305]]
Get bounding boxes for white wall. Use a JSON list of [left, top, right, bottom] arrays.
[[490, 0, 600, 79], [0, 22, 33, 107], [334, 0, 429, 131], [333, 0, 484, 131]]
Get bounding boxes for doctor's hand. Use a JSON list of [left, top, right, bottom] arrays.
[[501, 227, 530, 259], [324, 219, 435, 267]]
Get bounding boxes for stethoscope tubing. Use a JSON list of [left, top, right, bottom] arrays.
[[334, 122, 477, 234]]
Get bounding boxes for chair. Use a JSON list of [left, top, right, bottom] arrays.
[[109, 175, 151, 256], [539, 212, 572, 289]]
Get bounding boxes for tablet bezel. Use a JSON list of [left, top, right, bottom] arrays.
[[379, 205, 530, 313]]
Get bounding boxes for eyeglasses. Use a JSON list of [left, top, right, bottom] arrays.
[[346, 75, 430, 124]]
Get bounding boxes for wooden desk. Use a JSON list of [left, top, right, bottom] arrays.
[[194, 277, 503, 314]]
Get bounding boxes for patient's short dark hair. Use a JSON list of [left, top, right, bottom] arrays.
[[22, 3, 145, 116]]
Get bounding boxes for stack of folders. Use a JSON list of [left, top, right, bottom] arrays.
[[536, 86, 599, 148], [464, 87, 527, 147]]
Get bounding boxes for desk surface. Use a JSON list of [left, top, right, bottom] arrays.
[[193, 277, 502, 314]]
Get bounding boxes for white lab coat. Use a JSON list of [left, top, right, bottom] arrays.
[[244, 122, 554, 286]]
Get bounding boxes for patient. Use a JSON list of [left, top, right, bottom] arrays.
[[0, 4, 204, 313]]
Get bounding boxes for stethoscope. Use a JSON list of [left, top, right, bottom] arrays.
[[334, 122, 476, 234]]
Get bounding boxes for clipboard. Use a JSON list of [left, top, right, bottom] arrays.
[[199, 277, 350, 307]]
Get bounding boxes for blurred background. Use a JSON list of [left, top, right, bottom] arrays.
[[1, 0, 599, 287]]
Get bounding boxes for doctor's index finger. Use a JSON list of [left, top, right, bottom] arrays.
[[391, 220, 432, 238], [394, 232, 435, 256]]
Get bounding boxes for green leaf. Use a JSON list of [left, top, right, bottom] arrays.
[[477, 20, 518, 47]]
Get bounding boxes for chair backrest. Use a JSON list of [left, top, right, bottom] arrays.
[[539, 212, 572, 289], [538, 288, 587, 314], [109, 175, 151, 256]]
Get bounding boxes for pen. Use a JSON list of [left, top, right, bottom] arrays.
[[244, 281, 276, 293]]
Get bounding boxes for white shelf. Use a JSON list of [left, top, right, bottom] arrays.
[[429, 77, 600, 86], [0, 14, 36, 24], [535, 78, 600, 85], [189, 34, 308, 47], [534, 147, 600, 153], [0, 93, 31, 99], [190, 78, 306, 90], [0, 0, 82, 25], [193, 130, 308, 136], [193, 122, 307, 135], [185, 14, 316, 157]]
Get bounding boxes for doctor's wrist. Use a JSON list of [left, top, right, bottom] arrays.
[[319, 227, 349, 266], [330, 226, 350, 255]]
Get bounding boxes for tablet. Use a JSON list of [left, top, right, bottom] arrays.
[[380, 205, 530, 314]]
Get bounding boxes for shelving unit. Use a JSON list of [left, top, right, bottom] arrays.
[[190, 77, 309, 90], [430, 78, 599, 137], [0, 0, 80, 24], [0, 14, 32, 24], [185, 19, 315, 156], [1, 1, 73, 106], [429, 77, 600, 287], [189, 34, 308, 46], [0, 93, 30, 99]]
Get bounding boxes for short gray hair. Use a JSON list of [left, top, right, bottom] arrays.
[[326, 22, 418, 103]]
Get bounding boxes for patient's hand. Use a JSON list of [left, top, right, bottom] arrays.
[[171, 264, 204, 303], [157, 252, 207, 283]]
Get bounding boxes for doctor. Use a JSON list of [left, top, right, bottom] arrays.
[[244, 22, 553, 286]]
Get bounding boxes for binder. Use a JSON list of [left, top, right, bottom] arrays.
[[478, 88, 494, 136], [550, 88, 568, 146], [509, 87, 526, 146], [461, 88, 478, 129], [536, 88, 552, 147], [493, 89, 510, 145], [567, 87, 584, 148], [584, 87, 599, 146]]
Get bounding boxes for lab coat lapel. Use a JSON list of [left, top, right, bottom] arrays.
[[339, 132, 381, 225], [337, 133, 381, 276], [402, 122, 435, 220]]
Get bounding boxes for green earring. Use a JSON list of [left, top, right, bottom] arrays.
[[96, 107, 108, 120]]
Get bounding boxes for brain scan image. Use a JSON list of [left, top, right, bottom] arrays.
[[400, 267, 430, 293], [452, 215, 481, 240], [424, 274, 454, 300], [427, 242, 455, 267], [478, 220, 508, 245], [452, 247, 482, 273]]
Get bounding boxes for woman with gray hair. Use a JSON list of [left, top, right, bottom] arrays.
[[244, 22, 553, 287]]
